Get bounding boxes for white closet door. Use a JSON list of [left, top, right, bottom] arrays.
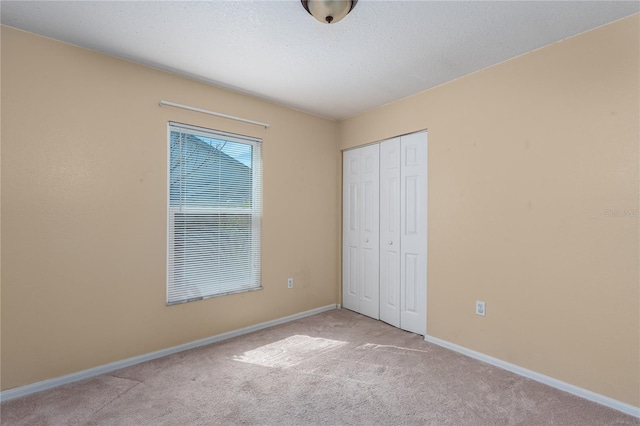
[[379, 138, 401, 328], [342, 144, 380, 319], [400, 132, 427, 336], [342, 149, 360, 312]]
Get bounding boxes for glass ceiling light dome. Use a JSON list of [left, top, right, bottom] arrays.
[[301, 0, 358, 24]]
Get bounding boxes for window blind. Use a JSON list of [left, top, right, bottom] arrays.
[[167, 122, 262, 305]]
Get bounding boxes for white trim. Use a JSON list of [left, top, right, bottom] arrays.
[[169, 121, 262, 144], [0, 304, 338, 402], [160, 100, 270, 129], [424, 335, 640, 418]]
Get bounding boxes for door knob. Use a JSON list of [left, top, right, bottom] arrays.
[[389, 241, 393, 245], [365, 238, 369, 243]]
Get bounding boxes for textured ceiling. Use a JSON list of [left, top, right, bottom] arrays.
[[1, 1, 638, 120]]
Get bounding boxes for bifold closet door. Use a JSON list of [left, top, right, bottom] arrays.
[[342, 144, 380, 319], [379, 132, 427, 336], [343, 132, 426, 334], [399, 132, 427, 336], [379, 138, 401, 328]]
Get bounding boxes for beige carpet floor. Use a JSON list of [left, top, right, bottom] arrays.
[[1, 308, 638, 425]]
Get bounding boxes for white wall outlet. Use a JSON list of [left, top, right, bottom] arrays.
[[287, 278, 294, 289], [476, 301, 486, 317]]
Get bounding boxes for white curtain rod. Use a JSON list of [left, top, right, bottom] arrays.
[[159, 100, 270, 129]]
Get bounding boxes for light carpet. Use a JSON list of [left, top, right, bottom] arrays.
[[1, 309, 638, 425]]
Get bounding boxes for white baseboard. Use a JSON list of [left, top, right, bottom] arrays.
[[0, 304, 338, 402], [424, 334, 640, 419]]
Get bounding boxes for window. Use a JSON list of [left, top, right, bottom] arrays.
[[167, 122, 262, 305]]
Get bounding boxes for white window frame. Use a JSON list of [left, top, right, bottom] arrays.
[[167, 122, 262, 305]]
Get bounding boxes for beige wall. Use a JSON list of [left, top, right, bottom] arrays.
[[340, 15, 640, 406], [1, 26, 340, 390], [2, 14, 639, 409]]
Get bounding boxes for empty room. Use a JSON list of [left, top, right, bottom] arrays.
[[1, 1, 638, 425]]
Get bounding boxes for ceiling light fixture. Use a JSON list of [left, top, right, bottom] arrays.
[[301, 0, 358, 24]]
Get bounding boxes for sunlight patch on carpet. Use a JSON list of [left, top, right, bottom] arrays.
[[356, 343, 431, 355], [233, 335, 347, 368]]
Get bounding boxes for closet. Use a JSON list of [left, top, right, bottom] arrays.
[[342, 131, 427, 336]]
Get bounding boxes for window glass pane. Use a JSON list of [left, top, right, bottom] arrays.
[[168, 123, 261, 305], [170, 213, 255, 299], [169, 131, 254, 209]]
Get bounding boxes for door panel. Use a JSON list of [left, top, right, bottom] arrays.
[[359, 145, 380, 319], [342, 149, 360, 312], [405, 176, 418, 234], [342, 144, 379, 319], [363, 248, 376, 299], [400, 132, 427, 336], [379, 138, 401, 327], [347, 246, 358, 297], [348, 183, 358, 231], [404, 253, 418, 313], [364, 181, 375, 232]]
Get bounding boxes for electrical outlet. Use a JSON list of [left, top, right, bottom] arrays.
[[287, 278, 294, 289], [476, 301, 486, 317]]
